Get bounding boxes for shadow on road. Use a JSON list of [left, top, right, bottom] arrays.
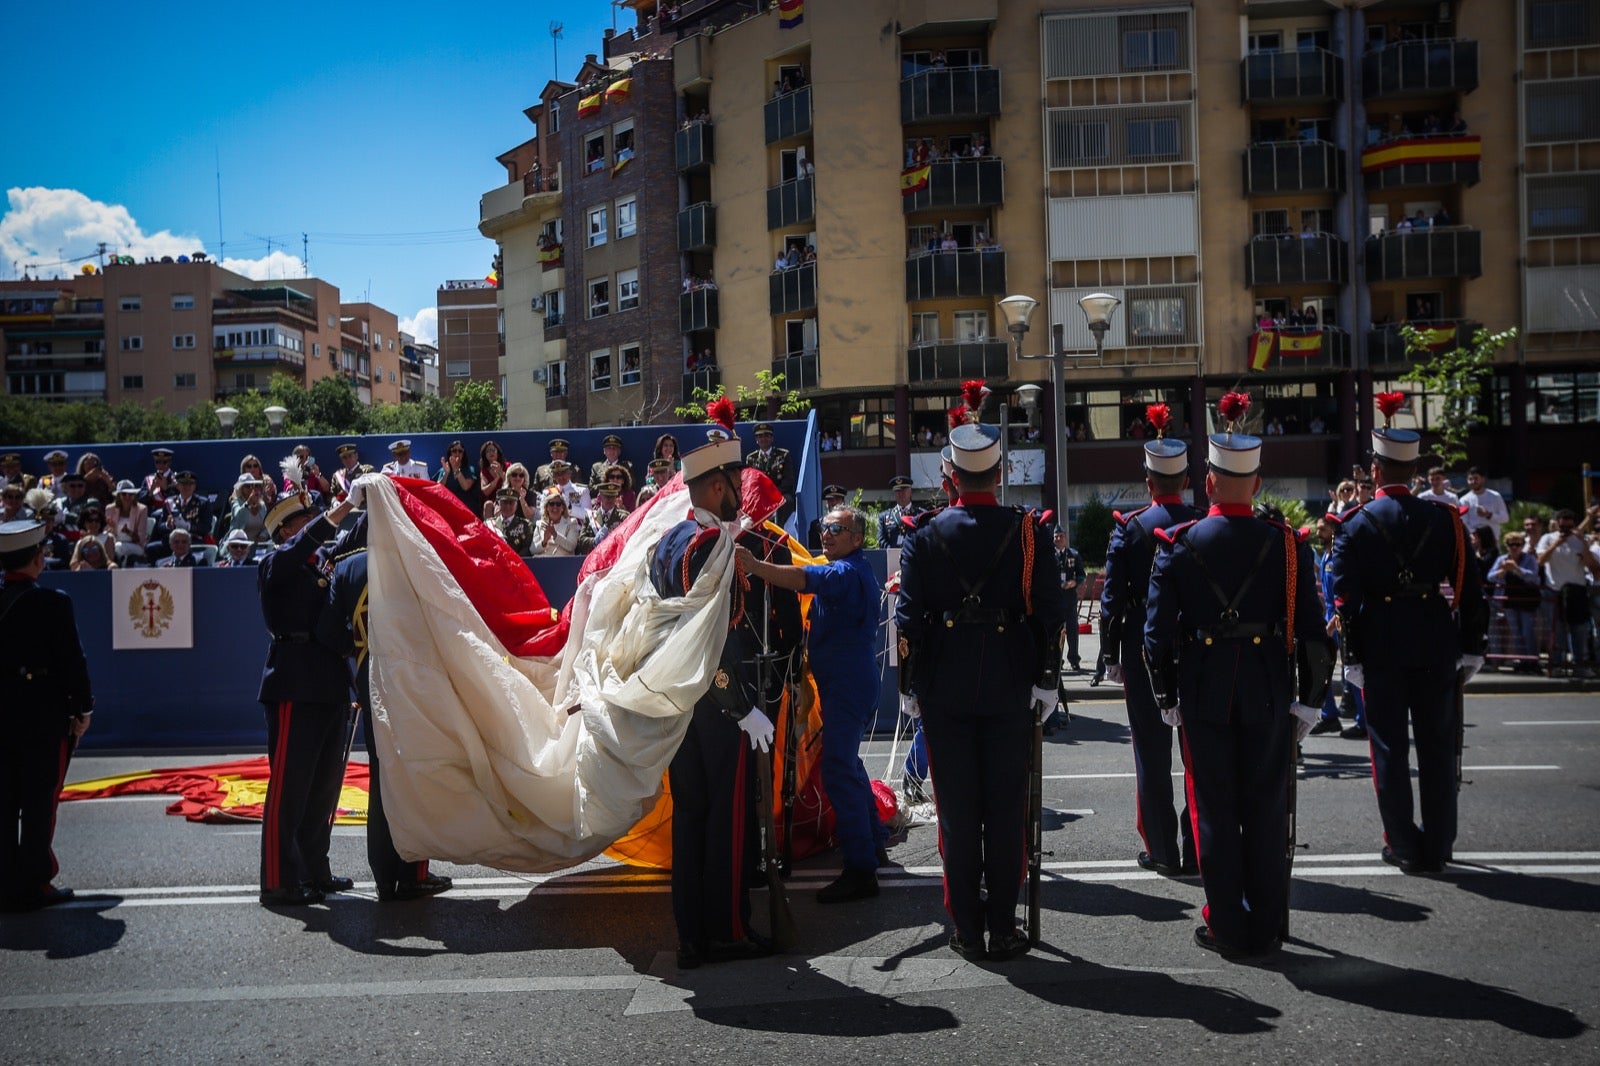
[[1290, 880, 1433, 923], [689, 986, 958, 1037], [1445, 870, 1600, 914], [1298, 750, 1374, 780], [0, 898, 126, 959]]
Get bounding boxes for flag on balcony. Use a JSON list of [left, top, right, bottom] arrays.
[[538, 240, 563, 266], [1415, 324, 1458, 349], [1278, 330, 1323, 357], [1361, 135, 1481, 173], [486, 269, 500, 287], [611, 154, 632, 176], [1250, 330, 1276, 370], [901, 163, 932, 195], [779, 0, 804, 28], [578, 91, 603, 117], [604, 78, 631, 104]]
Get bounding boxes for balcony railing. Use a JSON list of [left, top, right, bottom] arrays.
[[212, 347, 307, 369], [1245, 327, 1352, 372], [766, 176, 814, 231], [676, 122, 714, 172], [1363, 39, 1479, 100], [770, 263, 817, 315], [764, 85, 812, 145], [1246, 233, 1348, 286], [1361, 134, 1481, 191], [1244, 140, 1344, 195], [1366, 319, 1480, 367], [679, 202, 717, 252], [1364, 225, 1481, 281], [905, 249, 1007, 301], [682, 367, 721, 404], [4, 352, 105, 371], [901, 66, 1002, 124], [681, 288, 720, 332], [772, 349, 819, 390], [1240, 48, 1343, 104], [902, 157, 1004, 214], [907, 340, 1009, 383]]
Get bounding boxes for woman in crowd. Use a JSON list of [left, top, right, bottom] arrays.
[[105, 480, 150, 565], [479, 441, 509, 512], [77, 452, 117, 505], [436, 440, 483, 517], [239, 455, 277, 504], [653, 433, 681, 472], [75, 507, 115, 560], [1471, 526, 1499, 585], [602, 464, 637, 511], [530, 491, 582, 556], [500, 462, 539, 522], [1489, 531, 1542, 669], [70, 535, 116, 570], [229, 475, 270, 543]]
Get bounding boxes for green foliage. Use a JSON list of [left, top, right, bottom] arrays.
[[1257, 491, 1311, 530], [1399, 323, 1518, 468], [1073, 495, 1116, 566], [445, 379, 505, 432], [1507, 499, 1552, 533], [673, 372, 812, 422]]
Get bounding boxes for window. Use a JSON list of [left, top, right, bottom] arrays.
[[233, 373, 257, 389], [446, 360, 471, 377], [911, 311, 939, 344], [947, 48, 983, 68], [445, 317, 469, 334], [1127, 118, 1181, 159], [174, 372, 196, 389], [550, 100, 561, 132], [119, 296, 141, 312], [312, 342, 320, 358], [1123, 28, 1178, 69], [1247, 31, 1282, 53], [953, 311, 989, 342], [543, 218, 563, 243], [390, 370, 396, 383], [613, 121, 635, 166], [1129, 292, 1190, 344], [1254, 209, 1291, 236], [1296, 29, 1330, 51], [616, 196, 637, 239], [589, 278, 610, 318], [619, 343, 642, 386], [545, 360, 567, 397], [617, 268, 639, 312], [544, 289, 564, 326], [172, 333, 197, 349], [1530, 0, 1594, 46], [590, 349, 612, 391], [122, 374, 144, 390], [588, 206, 609, 247], [121, 335, 143, 351], [1053, 120, 1109, 165], [585, 133, 607, 173], [170, 293, 195, 311], [1505, 370, 1600, 426]]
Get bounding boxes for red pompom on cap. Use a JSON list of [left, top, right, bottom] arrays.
[[1219, 391, 1251, 427], [1375, 390, 1406, 426], [1145, 403, 1171, 437], [707, 396, 737, 433], [960, 379, 989, 410], [947, 403, 969, 429]]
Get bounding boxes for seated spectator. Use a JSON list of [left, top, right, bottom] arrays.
[[214, 528, 255, 568], [166, 471, 216, 543], [488, 489, 534, 555], [287, 444, 330, 498], [29, 494, 72, 569], [479, 441, 508, 504], [158, 528, 206, 567], [601, 465, 637, 511], [0, 483, 28, 522], [591, 483, 631, 542], [654, 433, 682, 471], [530, 492, 582, 556], [78, 452, 117, 506], [636, 458, 674, 507], [38, 449, 71, 498], [229, 475, 270, 543], [106, 481, 150, 565], [436, 440, 483, 516], [70, 535, 116, 571], [239, 455, 277, 504], [75, 507, 115, 560]]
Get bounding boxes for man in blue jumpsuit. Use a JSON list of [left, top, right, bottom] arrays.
[[895, 423, 1066, 962], [1099, 421, 1202, 876], [1144, 411, 1330, 958], [651, 428, 800, 968], [1328, 416, 1487, 873], [739, 503, 885, 904], [257, 483, 359, 906]]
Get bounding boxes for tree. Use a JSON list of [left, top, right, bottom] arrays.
[[446, 379, 505, 432], [1073, 495, 1116, 566], [1399, 323, 1517, 468], [673, 371, 812, 422]]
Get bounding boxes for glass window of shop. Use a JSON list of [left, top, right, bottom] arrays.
[[1061, 385, 1190, 442], [1493, 369, 1600, 426]]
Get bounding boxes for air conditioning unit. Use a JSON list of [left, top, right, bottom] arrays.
[[531, 295, 544, 311], [533, 367, 548, 382]]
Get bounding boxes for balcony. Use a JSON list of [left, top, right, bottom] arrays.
[[681, 288, 720, 333], [907, 340, 1009, 383], [1240, 49, 1343, 104], [900, 66, 1001, 125], [212, 347, 306, 369], [902, 157, 1004, 214], [1245, 233, 1348, 286], [766, 176, 814, 230], [1361, 134, 1481, 191], [905, 250, 1007, 301], [764, 85, 811, 145], [772, 349, 819, 390], [542, 311, 565, 342], [1364, 226, 1481, 281], [679, 202, 717, 252], [1363, 39, 1479, 100], [1244, 140, 1344, 195], [1246, 327, 1352, 373], [770, 263, 817, 315], [682, 367, 721, 404], [676, 121, 713, 172], [5, 350, 105, 372], [1366, 319, 1480, 368]]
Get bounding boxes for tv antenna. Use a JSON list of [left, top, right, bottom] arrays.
[[550, 21, 563, 76]]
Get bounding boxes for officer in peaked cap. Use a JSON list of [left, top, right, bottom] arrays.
[[332, 444, 363, 500], [1, 453, 33, 491], [1328, 395, 1488, 875], [1100, 404, 1204, 877], [894, 421, 1067, 962], [590, 434, 633, 492], [877, 475, 924, 550], [38, 451, 71, 498], [1143, 393, 1330, 958], [534, 438, 571, 493], [745, 423, 794, 524], [381, 440, 429, 480], [0, 519, 93, 910], [807, 484, 848, 553], [635, 457, 675, 508]]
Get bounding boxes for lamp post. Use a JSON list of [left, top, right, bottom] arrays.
[[216, 406, 239, 439], [264, 405, 288, 436]]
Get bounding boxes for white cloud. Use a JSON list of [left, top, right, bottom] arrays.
[[1, 187, 206, 276], [220, 250, 308, 281], [399, 307, 438, 347]]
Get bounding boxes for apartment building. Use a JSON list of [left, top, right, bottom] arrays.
[[2, 274, 106, 403], [339, 302, 404, 406], [436, 279, 502, 399]]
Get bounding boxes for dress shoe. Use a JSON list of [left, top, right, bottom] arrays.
[[949, 932, 987, 963], [676, 943, 705, 970], [1380, 846, 1443, 875], [816, 868, 879, 904], [987, 930, 1031, 962], [259, 885, 325, 907], [2, 885, 75, 911], [1340, 724, 1368, 740], [377, 873, 454, 901], [1136, 851, 1186, 877], [314, 875, 355, 893], [1193, 925, 1250, 959], [902, 775, 929, 804], [1309, 718, 1342, 736], [705, 933, 773, 963]]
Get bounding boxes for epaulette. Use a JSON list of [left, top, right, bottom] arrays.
[[331, 545, 367, 564], [1114, 503, 1152, 527], [1154, 518, 1200, 545], [908, 505, 946, 529], [1327, 500, 1369, 525]]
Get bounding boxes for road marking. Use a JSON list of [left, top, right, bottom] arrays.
[[1502, 720, 1600, 726]]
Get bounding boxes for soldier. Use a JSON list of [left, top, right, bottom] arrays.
[[256, 480, 362, 906], [895, 422, 1067, 962], [590, 482, 630, 542], [1099, 403, 1203, 875], [635, 458, 675, 508], [1144, 392, 1330, 958], [744, 423, 794, 523], [165, 471, 216, 544], [315, 508, 453, 903], [330, 444, 363, 500], [897, 445, 959, 804], [1053, 528, 1086, 674], [0, 519, 93, 911], [1, 453, 34, 491], [381, 440, 429, 480], [533, 438, 571, 493], [488, 487, 534, 554], [876, 475, 923, 550], [589, 434, 633, 493], [548, 459, 592, 522], [37, 450, 72, 499], [1329, 393, 1488, 874], [806, 485, 847, 553]]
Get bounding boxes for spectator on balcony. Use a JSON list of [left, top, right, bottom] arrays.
[[773, 251, 788, 272], [1310, 414, 1327, 434], [1411, 209, 1431, 230], [930, 50, 946, 69], [479, 441, 508, 506], [1422, 113, 1441, 135], [1448, 110, 1468, 135], [1126, 417, 1146, 440], [1284, 413, 1303, 434], [587, 144, 605, 173], [1300, 222, 1316, 239], [1433, 206, 1453, 227], [106, 481, 149, 565], [971, 133, 989, 157], [803, 245, 817, 264], [77, 453, 117, 507], [1410, 297, 1434, 320], [1074, 421, 1089, 442], [939, 233, 959, 253]]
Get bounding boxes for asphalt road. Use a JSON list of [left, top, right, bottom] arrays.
[[4, 691, 1595, 1065]]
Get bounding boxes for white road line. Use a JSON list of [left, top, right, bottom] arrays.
[[0, 976, 641, 1012], [1502, 720, 1600, 726]]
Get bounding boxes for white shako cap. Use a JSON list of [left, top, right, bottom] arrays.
[[948, 423, 1002, 473], [680, 398, 744, 481], [0, 518, 46, 553], [1207, 391, 1261, 476], [1371, 390, 1420, 463]]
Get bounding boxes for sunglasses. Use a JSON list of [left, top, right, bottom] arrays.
[[510, 473, 527, 478], [546, 501, 566, 509], [820, 522, 854, 536]]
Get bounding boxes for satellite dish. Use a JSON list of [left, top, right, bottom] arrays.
[[177, 255, 190, 263]]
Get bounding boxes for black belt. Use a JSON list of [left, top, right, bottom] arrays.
[[1189, 622, 1278, 645], [940, 607, 1023, 628], [1383, 584, 1441, 602], [271, 631, 313, 644]]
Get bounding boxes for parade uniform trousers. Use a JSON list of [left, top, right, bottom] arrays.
[[669, 702, 755, 948], [261, 697, 350, 891], [2, 721, 74, 903], [1363, 660, 1458, 865], [1121, 637, 1194, 871]]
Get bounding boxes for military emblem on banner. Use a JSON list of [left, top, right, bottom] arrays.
[[112, 568, 194, 649], [129, 580, 175, 638]]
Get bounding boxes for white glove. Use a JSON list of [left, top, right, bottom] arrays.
[[1104, 662, 1125, 686], [1160, 706, 1182, 729], [1031, 686, 1056, 715], [1343, 664, 1365, 692], [898, 693, 920, 720], [1290, 702, 1322, 744], [347, 473, 383, 511], [738, 707, 775, 752], [1457, 654, 1485, 683]]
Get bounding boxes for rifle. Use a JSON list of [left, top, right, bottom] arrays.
[[1282, 727, 1297, 940], [778, 675, 802, 877], [756, 575, 799, 952], [1025, 692, 1046, 947], [1455, 665, 1469, 791]]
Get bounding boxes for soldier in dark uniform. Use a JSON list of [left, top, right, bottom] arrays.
[[806, 485, 847, 553], [744, 423, 794, 524], [488, 487, 534, 554], [165, 471, 216, 544], [590, 483, 630, 543], [256, 482, 361, 906], [650, 418, 801, 968], [1053, 528, 1086, 673], [877, 475, 923, 549], [0, 519, 93, 911], [895, 423, 1067, 962], [635, 458, 674, 508], [1099, 406, 1203, 875], [1328, 398, 1488, 874], [1143, 394, 1331, 958], [315, 509, 453, 902], [589, 434, 633, 493], [330, 444, 363, 501], [1, 453, 34, 491], [533, 438, 571, 494], [898, 450, 958, 803]]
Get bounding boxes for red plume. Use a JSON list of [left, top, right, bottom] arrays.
[[1219, 391, 1250, 425], [706, 396, 737, 433], [960, 379, 988, 410], [947, 404, 969, 429], [1145, 403, 1171, 437], [1375, 391, 1406, 425]]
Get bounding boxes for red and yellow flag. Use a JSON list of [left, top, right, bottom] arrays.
[[1278, 330, 1323, 357], [779, 0, 804, 28], [1361, 135, 1481, 174], [901, 163, 932, 195], [1250, 330, 1276, 370], [604, 78, 631, 104], [1415, 324, 1458, 349], [485, 269, 500, 287], [538, 243, 563, 265], [577, 92, 603, 117], [62, 758, 371, 825]]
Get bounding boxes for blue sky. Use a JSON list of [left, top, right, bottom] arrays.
[[0, 1, 621, 343]]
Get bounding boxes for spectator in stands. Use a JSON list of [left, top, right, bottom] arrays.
[[0, 484, 28, 522], [479, 441, 508, 511], [488, 489, 534, 555], [228, 475, 270, 543], [37, 450, 71, 498], [106, 481, 150, 565], [238, 456, 277, 504], [0, 452, 32, 491], [77, 452, 116, 506], [530, 492, 582, 556], [436, 440, 483, 517], [158, 528, 206, 568], [70, 534, 115, 571], [590, 483, 630, 542], [636, 458, 674, 507], [75, 506, 113, 557], [549, 460, 591, 521], [602, 464, 637, 511], [288, 444, 330, 499], [654, 433, 681, 472], [166, 471, 216, 544], [214, 528, 255, 568], [1490, 531, 1541, 669], [502, 462, 538, 522]]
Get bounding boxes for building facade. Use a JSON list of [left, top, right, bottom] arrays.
[[436, 279, 503, 399]]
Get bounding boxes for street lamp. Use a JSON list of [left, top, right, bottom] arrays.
[[216, 406, 239, 439], [1079, 292, 1121, 360], [264, 405, 289, 435]]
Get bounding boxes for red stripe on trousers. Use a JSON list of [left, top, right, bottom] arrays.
[[263, 701, 292, 888], [1176, 727, 1212, 933], [729, 742, 748, 940], [43, 736, 71, 884]]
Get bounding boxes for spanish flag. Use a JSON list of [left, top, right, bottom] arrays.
[[605, 78, 631, 104], [901, 163, 932, 195], [1416, 324, 1457, 349], [1361, 135, 1481, 174], [1250, 330, 1276, 370], [779, 0, 804, 28], [62, 758, 372, 825], [578, 92, 603, 117], [538, 243, 563, 265], [486, 269, 500, 287], [1279, 331, 1323, 357]]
